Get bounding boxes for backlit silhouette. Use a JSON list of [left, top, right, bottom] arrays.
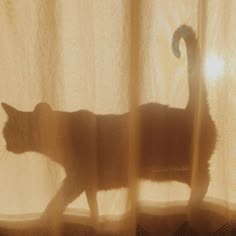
[[1, 25, 216, 226]]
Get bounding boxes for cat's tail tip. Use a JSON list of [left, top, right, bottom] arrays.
[[172, 24, 196, 59]]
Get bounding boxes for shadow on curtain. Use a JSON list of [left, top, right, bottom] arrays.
[[1, 25, 218, 235]]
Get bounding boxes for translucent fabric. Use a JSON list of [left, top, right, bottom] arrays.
[[0, 0, 235, 235]]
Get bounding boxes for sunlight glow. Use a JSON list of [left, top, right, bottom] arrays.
[[204, 55, 224, 81]]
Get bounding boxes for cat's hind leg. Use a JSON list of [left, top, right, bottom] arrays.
[[189, 167, 210, 206]]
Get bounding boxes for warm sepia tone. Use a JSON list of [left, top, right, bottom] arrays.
[[0, 1, 235, 235]]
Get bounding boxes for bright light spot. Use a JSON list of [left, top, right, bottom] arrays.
[[204, 55, 224, 81]]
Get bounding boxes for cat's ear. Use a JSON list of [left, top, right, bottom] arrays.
[[1, 103, 18, 116], [34, 103, 52, 114]]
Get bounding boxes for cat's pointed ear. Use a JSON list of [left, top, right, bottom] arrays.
[[34, 103, 52, 114], [1, 103, 18, 115]]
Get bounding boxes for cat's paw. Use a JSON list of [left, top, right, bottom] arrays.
[[39, 211, 63, 232]]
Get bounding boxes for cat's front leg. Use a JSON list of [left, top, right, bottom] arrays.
[[86, 186, 99, 230], [40, 176, 84, 230]]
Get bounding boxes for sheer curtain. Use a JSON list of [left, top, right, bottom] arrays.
[[0, 0, 235, 235]]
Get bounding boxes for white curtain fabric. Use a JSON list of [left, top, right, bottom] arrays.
[[0, 0, 235, 235]]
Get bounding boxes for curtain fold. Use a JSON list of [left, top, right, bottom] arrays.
[[0, 0, 235, 235]]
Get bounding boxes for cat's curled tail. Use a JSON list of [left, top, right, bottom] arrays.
[[172, 25, 217, 206], [172, 25, 200, 112], [172, 24, 197, 59]]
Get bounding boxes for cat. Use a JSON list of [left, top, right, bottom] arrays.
[[2, 25, 216, 227]]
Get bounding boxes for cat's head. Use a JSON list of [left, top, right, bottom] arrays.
[[2, 103, 52, 154]]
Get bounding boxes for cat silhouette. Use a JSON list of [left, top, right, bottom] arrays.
[[2, 25, 216, 227]]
